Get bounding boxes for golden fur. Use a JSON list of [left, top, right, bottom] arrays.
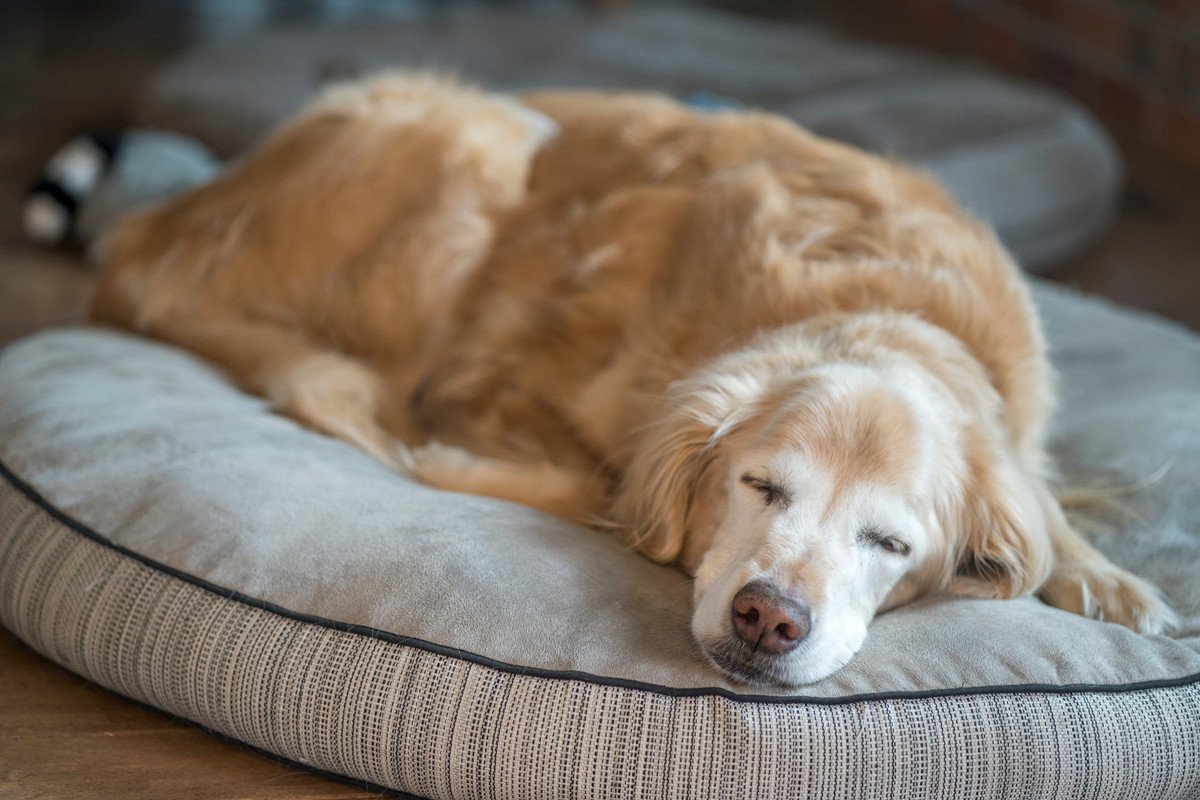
[[90, 74, 1174, 685]]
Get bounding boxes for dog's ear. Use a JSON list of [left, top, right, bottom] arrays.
[[613, 412, 719, 564], [611, 376, 760, 566], [947, 446, 1054, 600]]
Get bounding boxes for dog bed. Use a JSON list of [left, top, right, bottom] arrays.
[[136, 6, 1121, 272], [0, 281, 1198, 799]]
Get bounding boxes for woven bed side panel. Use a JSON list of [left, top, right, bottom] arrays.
[[2, 478, 1199, 800]]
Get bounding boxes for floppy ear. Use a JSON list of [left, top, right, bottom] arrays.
[[948, 447, 1054, 600], [613, 411, 720, 564], [611, 376, 761, 565]]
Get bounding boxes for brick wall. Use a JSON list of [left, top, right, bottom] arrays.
[[887, 0, 1200, 172]]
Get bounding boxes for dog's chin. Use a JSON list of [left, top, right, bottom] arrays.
[[700, 636, 857, 688]]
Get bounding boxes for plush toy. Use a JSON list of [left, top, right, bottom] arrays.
[[23, 131, 219, 259]]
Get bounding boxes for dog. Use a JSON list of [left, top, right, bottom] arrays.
[[90, 73, 1175, 686]]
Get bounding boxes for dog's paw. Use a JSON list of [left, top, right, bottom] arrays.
[[409, 441, 481, 487], [1039, 559, 1178, 635], [269, 353, 404, 470]]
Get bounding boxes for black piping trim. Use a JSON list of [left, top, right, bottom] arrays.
[[2, 456, 1199, 706]]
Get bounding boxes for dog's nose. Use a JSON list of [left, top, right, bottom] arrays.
[[731, 580, 811, 654]]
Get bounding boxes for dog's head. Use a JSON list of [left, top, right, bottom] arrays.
[[614, 315, 1053, 686]]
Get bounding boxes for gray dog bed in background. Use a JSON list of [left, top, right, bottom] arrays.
[[1, 282, 1198, 799], [136, 5, 1122, 272]]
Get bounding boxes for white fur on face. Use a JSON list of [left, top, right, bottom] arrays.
[[691, 366, 956, 687]]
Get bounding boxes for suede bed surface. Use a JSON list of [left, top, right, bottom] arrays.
[[0, 282, 1197, 698]]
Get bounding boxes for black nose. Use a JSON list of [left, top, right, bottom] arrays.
[[731, 580, 811, 655]]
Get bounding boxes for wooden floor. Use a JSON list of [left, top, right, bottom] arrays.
[[1, 2, 1198, 798]]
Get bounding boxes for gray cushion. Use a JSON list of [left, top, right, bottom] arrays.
[[0, 282, 1198, 798], [136, 6, 1121, 272]]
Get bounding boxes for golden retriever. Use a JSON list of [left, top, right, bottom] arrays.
[[90, 73, 1174, 686]]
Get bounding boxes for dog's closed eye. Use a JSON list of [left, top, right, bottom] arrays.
[[857, 526, 911, 557], [740, 473, 791, 508]]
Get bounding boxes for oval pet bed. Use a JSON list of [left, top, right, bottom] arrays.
[[1, 282, 1198, 799]]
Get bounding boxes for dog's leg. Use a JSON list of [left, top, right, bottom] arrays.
[[1036, 488, 1177, 634], [264, 351, 410, 470], [158, 318, 410, 470], [409, 441, 608, 522]]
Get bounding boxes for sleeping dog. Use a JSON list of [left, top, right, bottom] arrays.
[[91, 73, 1174, 686]]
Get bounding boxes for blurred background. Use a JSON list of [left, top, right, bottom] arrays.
[[0, 0, 1197, 335]]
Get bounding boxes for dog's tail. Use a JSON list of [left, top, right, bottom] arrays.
[[1054, 458, 1175, 533]]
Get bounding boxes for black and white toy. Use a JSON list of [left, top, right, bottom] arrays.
[[23, 131, 219, 258]]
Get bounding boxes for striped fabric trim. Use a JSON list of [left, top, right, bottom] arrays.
[[2, 469, 1199, 799]]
